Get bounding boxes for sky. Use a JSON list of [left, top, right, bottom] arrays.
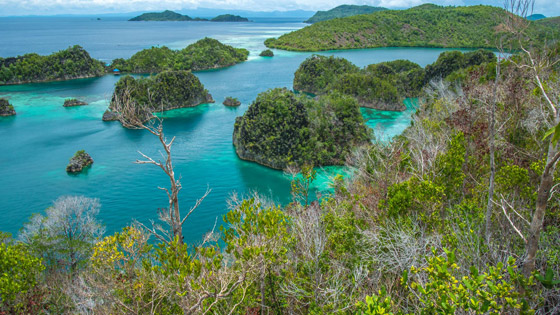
[[0, 0, 558, 17]]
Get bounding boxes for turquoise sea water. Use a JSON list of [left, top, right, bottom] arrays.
[[0, 17, 472, 241]]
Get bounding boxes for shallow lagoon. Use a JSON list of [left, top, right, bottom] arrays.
[[0, 16, 472, 240]]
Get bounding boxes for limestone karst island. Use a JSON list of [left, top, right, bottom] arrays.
[[1, 1, 560, 314]]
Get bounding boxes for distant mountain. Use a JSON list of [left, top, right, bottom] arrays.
[[527, 14, 546, 20], [305, 5, 388, 23], [210, 14, 249, 22], [129, 10, 196, 21], [266, 4, 559, 52]]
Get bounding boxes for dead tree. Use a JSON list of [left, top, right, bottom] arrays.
[[110, 87, 210, 244], [504, 0, 560, 275]]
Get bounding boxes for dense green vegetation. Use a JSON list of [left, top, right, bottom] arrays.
[[233, 88, 370, 169], [293, 50, 495, 111], [210, 14, 249, 22], [106, 70, 213, 125], [304, 4, 387, 23], [0, 45, 105, 85], [110, 38, 249, 73], [129, 10, 198, 21], [266, 4, 558, 51]]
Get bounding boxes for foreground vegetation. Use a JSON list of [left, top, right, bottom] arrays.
[[0, 45, 105, 85], [266, 4, 558, 51], [110, 38, 249, 73], [304, 4, 387, 23]]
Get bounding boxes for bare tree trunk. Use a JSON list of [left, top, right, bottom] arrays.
[[485, 62, 500, 243], [524, 116, 560, 275]]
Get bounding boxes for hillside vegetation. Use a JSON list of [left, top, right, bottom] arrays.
[[110, 38, 249, 73], [0, 45, 105, 85], [304, 4, 387, 23], [266, 4, 558, 51]]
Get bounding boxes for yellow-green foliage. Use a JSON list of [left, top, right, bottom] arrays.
[[0, 242, 44, 310]]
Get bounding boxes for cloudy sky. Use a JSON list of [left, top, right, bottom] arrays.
[[0, 0, 558, 17]]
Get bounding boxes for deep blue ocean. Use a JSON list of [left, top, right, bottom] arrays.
[[0, 16, 472, 241]]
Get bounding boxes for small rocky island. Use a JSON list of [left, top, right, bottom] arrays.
[[66, 150, 94, 173], [0, 98, 16, 116], [259, 49, 274, 57], [106, 70, 214, 126], [223, 97, 241, 107], [63, 98, 88, 107], [233, 88, 370, 169]]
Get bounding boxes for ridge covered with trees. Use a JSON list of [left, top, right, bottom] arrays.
[[233, 88, 370, 169], [0, 45, 105, 85], [304, 4, 388, 23], [265, 4, 558, 51], [110, 38, 249, 73]]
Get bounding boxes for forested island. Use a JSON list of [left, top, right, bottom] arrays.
[[129, 10, 202, 21], [233, 88, 370, 169], [0, 45, 105, 85], [210, 14, 249, 22], [304, 4, 387, 23], [129, 10, 249, 22], [104, 70, 214, 125], [266, 4, 558, 51], [293, 49, 495, 111], [110, 38, 249, 73]]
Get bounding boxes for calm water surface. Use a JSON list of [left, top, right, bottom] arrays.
[[0, 17, 471, 240]]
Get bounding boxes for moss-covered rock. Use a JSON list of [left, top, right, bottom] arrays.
[[0, 98, 16, 116], [66, 150, 93, 173], [63, 98, 88, 107], [259, 49, 274, 57], [223, 97, 241, 107]]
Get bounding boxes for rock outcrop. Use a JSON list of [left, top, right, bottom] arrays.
[[63, 98, 88, 107], [0, 98, 16, 116], [66, 150, 94, 173], [223, 97, 241, 107]]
